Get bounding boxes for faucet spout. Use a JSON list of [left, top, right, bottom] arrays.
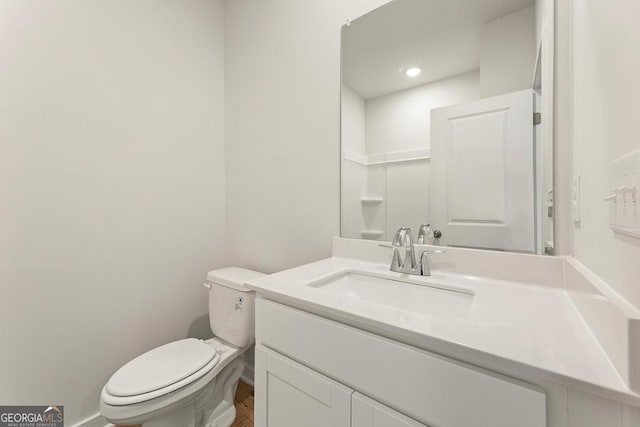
[[383, 227, 446, 276], [391, 247, 402, 269], [391, 227, 417, 272]]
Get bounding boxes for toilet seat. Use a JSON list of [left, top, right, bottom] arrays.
[[102, 338, 220, 406]]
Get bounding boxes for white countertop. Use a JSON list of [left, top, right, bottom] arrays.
[[246, 256, 638, 402]]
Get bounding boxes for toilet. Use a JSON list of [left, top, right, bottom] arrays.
[[100, 267, 265, 427]]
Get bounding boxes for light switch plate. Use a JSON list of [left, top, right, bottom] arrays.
[[608, 149, 640, 237], [572, 175, 581, 224]]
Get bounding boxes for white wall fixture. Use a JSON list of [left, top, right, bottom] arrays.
[[572, 175, 581, 224], [606, 150, 640, 238], [360, 197, 384, 206], [360, 230, 384, 240], [342, 148, 431, 166], [405, 67, 422, 78]]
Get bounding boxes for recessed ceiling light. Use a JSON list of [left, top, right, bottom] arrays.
[[405, 67, 421, 78]]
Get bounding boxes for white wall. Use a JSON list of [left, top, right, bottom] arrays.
[[384, 161, 431, 240], [225, 0, 389, 273], [571, 0, 640, 309], [554, 0, 573, 256], [340, 86, 368, 239], [341, 160, 369, 239], [480, 6, 536, 98], [365, 71, 480, 154], [0, 1, 226, 425], [341, 85, 367, 154]]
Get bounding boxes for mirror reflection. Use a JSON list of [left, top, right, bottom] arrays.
[[341, 0, 554, 254]]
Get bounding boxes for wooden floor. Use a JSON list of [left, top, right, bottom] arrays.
[[116, 380, 254, 427], [232, 380, 255, 427]]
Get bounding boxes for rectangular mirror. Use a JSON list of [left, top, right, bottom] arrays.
[[340, 0, 555, 254]]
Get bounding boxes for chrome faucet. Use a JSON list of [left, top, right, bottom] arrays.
[[383, 227, 445, 276]]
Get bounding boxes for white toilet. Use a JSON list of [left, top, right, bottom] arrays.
[[100, 267, 265, 427]]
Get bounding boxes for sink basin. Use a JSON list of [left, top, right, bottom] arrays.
[[308, 271, 474, 320]]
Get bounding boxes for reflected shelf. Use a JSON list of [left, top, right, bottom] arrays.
[[360, 230, 384, 240], [361, 197, 384, 206]]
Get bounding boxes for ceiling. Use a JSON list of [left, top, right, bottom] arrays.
[[342, 0, 535, 100]]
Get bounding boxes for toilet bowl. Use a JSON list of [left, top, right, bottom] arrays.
[[100, 267, 265, 427]]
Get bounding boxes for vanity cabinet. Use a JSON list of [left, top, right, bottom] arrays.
[[254, 298, 546, 427]]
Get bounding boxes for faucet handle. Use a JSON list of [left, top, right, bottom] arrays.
[[392, 227, 412, 247], [417, 223, 433, 244], [418, 248, 446, 276]]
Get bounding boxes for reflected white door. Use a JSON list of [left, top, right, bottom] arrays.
[[430, 89, 535, 253]]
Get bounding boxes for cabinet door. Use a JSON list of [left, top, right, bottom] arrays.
[[352, 392, 429, 427], [254, 345, 352, 427]]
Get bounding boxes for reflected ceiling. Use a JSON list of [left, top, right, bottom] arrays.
[[342, 0, 535, 100]]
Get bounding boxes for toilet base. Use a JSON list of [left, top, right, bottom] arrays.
[[143, 402, 236, 427], [105, 355, 244, 427], [144, 403, 196, 427]]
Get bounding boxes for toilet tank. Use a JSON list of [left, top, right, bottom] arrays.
[[205, 267, 265, 348]]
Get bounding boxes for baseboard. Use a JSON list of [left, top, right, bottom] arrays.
[[241, 362, 255, 386], [71, 412, 110, 427]]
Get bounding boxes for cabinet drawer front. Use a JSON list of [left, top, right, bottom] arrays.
[[255, 345, 352, 427], [353, 392, 429, 427], [264, 345, 333, 405], [256, 298, 546, 427]]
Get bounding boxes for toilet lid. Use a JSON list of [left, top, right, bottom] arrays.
[[106, 338, 219, 397]]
